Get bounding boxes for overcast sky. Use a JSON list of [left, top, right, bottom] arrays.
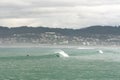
[[0, 0, 120, 28]]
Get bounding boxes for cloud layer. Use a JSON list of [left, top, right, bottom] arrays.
[[0, 0, 120, 28]]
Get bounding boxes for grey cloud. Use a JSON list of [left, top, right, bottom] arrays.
[[0, 0, 120, 28]]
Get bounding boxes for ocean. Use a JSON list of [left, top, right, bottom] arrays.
[[0, 46, 120, 80]]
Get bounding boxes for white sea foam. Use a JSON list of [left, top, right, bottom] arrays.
[[98, 50, 104, 54], [77, 47, 95, 50], [55, 50, 69, 58]]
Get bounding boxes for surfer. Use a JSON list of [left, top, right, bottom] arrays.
[[26, 54, 30, 56]]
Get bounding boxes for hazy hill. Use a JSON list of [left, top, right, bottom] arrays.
[[0, 25, 120, 37], [0, 25, 120, 45], [79, 25, 120, 35]]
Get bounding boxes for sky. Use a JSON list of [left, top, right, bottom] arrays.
[[0, 0, 120, 28]]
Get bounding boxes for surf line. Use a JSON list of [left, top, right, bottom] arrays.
[[98, 50, 104, 54], [55, 50, 69, 58]]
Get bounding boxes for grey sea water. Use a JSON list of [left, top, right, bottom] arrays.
[[0, 47, 120, 80]]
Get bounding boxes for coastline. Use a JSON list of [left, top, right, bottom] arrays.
[[0, 43, 119, 49]]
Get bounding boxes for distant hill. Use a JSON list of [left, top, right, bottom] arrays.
[[79, 25, 120, 35], [0, 25, 120, 45], [0, 25, 120, 37], [0, 26, 75, 37]]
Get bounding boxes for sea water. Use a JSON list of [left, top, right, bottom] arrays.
[[0, 46, 120, 80]]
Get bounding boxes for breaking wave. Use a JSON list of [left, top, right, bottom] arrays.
[[54, 50, 69, 58]]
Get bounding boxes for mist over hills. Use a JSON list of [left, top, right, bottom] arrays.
[[0, 25, 120, 46]]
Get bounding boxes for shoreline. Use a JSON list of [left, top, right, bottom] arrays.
[[0, 43, 119, 49]]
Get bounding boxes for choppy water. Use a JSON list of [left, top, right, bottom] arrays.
[[0, 47, 120, 80]]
